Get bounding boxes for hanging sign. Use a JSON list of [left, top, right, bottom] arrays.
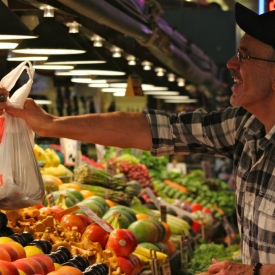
[[60, 138, 81, 166], [125, 74, 144, 97]]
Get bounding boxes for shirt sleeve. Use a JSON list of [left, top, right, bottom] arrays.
[[143, 107, 248, 158]]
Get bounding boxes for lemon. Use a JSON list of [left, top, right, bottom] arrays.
[[0, 237, 14, 244], [54, 263, 62, 270], [24, 245, 44, 257]]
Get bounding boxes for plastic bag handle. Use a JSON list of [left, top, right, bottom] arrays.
[[0, 61, 35, 109]]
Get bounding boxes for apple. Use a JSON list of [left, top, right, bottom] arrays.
[[0, 247, 11, 261], [31, 254, 55, 274], [0, 243, 19, 261], [21, 258, 43, 274], [0, 260, 20, 275], [4, 242, 26, 259], [117, 256, 136, 275], [81, 223, 109, 249], [13, 260, 36, 275]]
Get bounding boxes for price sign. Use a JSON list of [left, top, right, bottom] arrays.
[[60, 138, 81, 166], [78, 205, 114, 233], [144, 187, 160, 210]]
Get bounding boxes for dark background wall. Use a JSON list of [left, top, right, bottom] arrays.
[[161, 9, 236, 65]]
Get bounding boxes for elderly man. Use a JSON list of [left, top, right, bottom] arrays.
[[3, 2, 275, 274]]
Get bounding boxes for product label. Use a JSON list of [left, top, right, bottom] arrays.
[[78, 205, 114, 233]]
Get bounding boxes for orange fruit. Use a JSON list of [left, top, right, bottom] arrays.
[[79, 190, 94, 199], [42, 175, 63, 186], [161, 221, 172, 242], [105, 199, 115, 208], [59, 183, 81, 191], [136, 213, 149, 220]]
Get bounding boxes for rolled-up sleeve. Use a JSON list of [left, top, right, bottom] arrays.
[[143, 107, 249, 157]]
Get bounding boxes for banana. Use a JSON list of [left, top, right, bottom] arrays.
[[134, 245, 168, 264], [132, 252, 150, 265]]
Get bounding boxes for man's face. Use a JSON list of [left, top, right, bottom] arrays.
[[226, 34, 275, 113]]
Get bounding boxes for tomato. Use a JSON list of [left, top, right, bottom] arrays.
[[81, 223, 109, 249], [75, 214, 92, 226], [191, 221, 201, 233], [117, 256, 136, 275], [191, 203, 203, 212], [105, 229, 137, 258], [60, 214, 87, 234], [202, 207, 213, 215]]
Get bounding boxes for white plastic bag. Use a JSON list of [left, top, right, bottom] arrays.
[[0, 61, 45, 209]]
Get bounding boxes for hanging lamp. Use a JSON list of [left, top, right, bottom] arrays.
[[0, 0, 37, 40], [12, 6, 85, 55], [45, 21, 105, 64]]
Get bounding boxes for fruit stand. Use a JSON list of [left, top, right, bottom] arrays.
[[0, 144, 241, 275]]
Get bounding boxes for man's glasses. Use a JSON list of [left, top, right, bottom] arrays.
[[237, 50, 275, 63]]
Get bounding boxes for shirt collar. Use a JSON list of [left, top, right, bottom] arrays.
[[244, 115, 275, 148]]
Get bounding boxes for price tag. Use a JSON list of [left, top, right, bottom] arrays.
[[125, 74, 144, 97], [78, 205, 114, 233], [60, 138, 81, 166], [47, 193, 55, 207], [144, 187, 160, 210], [160, 205, 167, 223]]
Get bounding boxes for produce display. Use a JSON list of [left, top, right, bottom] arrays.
[[0, 144, 240, 275]]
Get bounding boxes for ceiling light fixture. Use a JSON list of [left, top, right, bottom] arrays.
[[154, 95, 189, 99], [177, 78, 185, 87], [71, 77, 93, 84], [45, 21, 105, 65], [33, 62, 74, 70], [127, 55, 136, 66], [109, 83, 154, 89], [7, 51, 48, 62], [67, 61, 126, 76], [167, 73, 176, 82], [155, 67, 166, 77], [142, 61, 152, 71], [88, 83, 110, 88], [101, 88, 126, 93], [0, 0, 37, 40], [143, 86, 168, 91], [91, 35, 104, 47], [143, 91, 179, 95], [0, 42, 18, 49], [111, 47, 123, 58], [13, 6, 85, 55], [113, 92, 125, 97], [164, 99, 198, 103]]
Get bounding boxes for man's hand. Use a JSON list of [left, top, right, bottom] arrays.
[[208, 258, 253, 274], [0, 87, 8, 115]]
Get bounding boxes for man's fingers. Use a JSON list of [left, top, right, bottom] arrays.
[[212, 258, 219, 264]]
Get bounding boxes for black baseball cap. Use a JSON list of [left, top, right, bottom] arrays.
[[235, 2, 275, 48]]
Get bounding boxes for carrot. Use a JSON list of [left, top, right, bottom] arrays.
[[164, 180, 188, 193]]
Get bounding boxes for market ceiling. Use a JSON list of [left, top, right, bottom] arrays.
[[4, 0, 252, 92]]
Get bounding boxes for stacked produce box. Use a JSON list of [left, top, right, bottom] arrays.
[[0, 144, 240, 275]]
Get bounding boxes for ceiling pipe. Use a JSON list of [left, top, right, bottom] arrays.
[[56, 0, 222, 91]]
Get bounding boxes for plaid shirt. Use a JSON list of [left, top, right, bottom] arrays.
[[143, 106, 275, 265]]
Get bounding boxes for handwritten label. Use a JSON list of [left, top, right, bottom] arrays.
[[144, 187, 160, 210], [78, 205, 114, 233], [60, 138, 80, 166]]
